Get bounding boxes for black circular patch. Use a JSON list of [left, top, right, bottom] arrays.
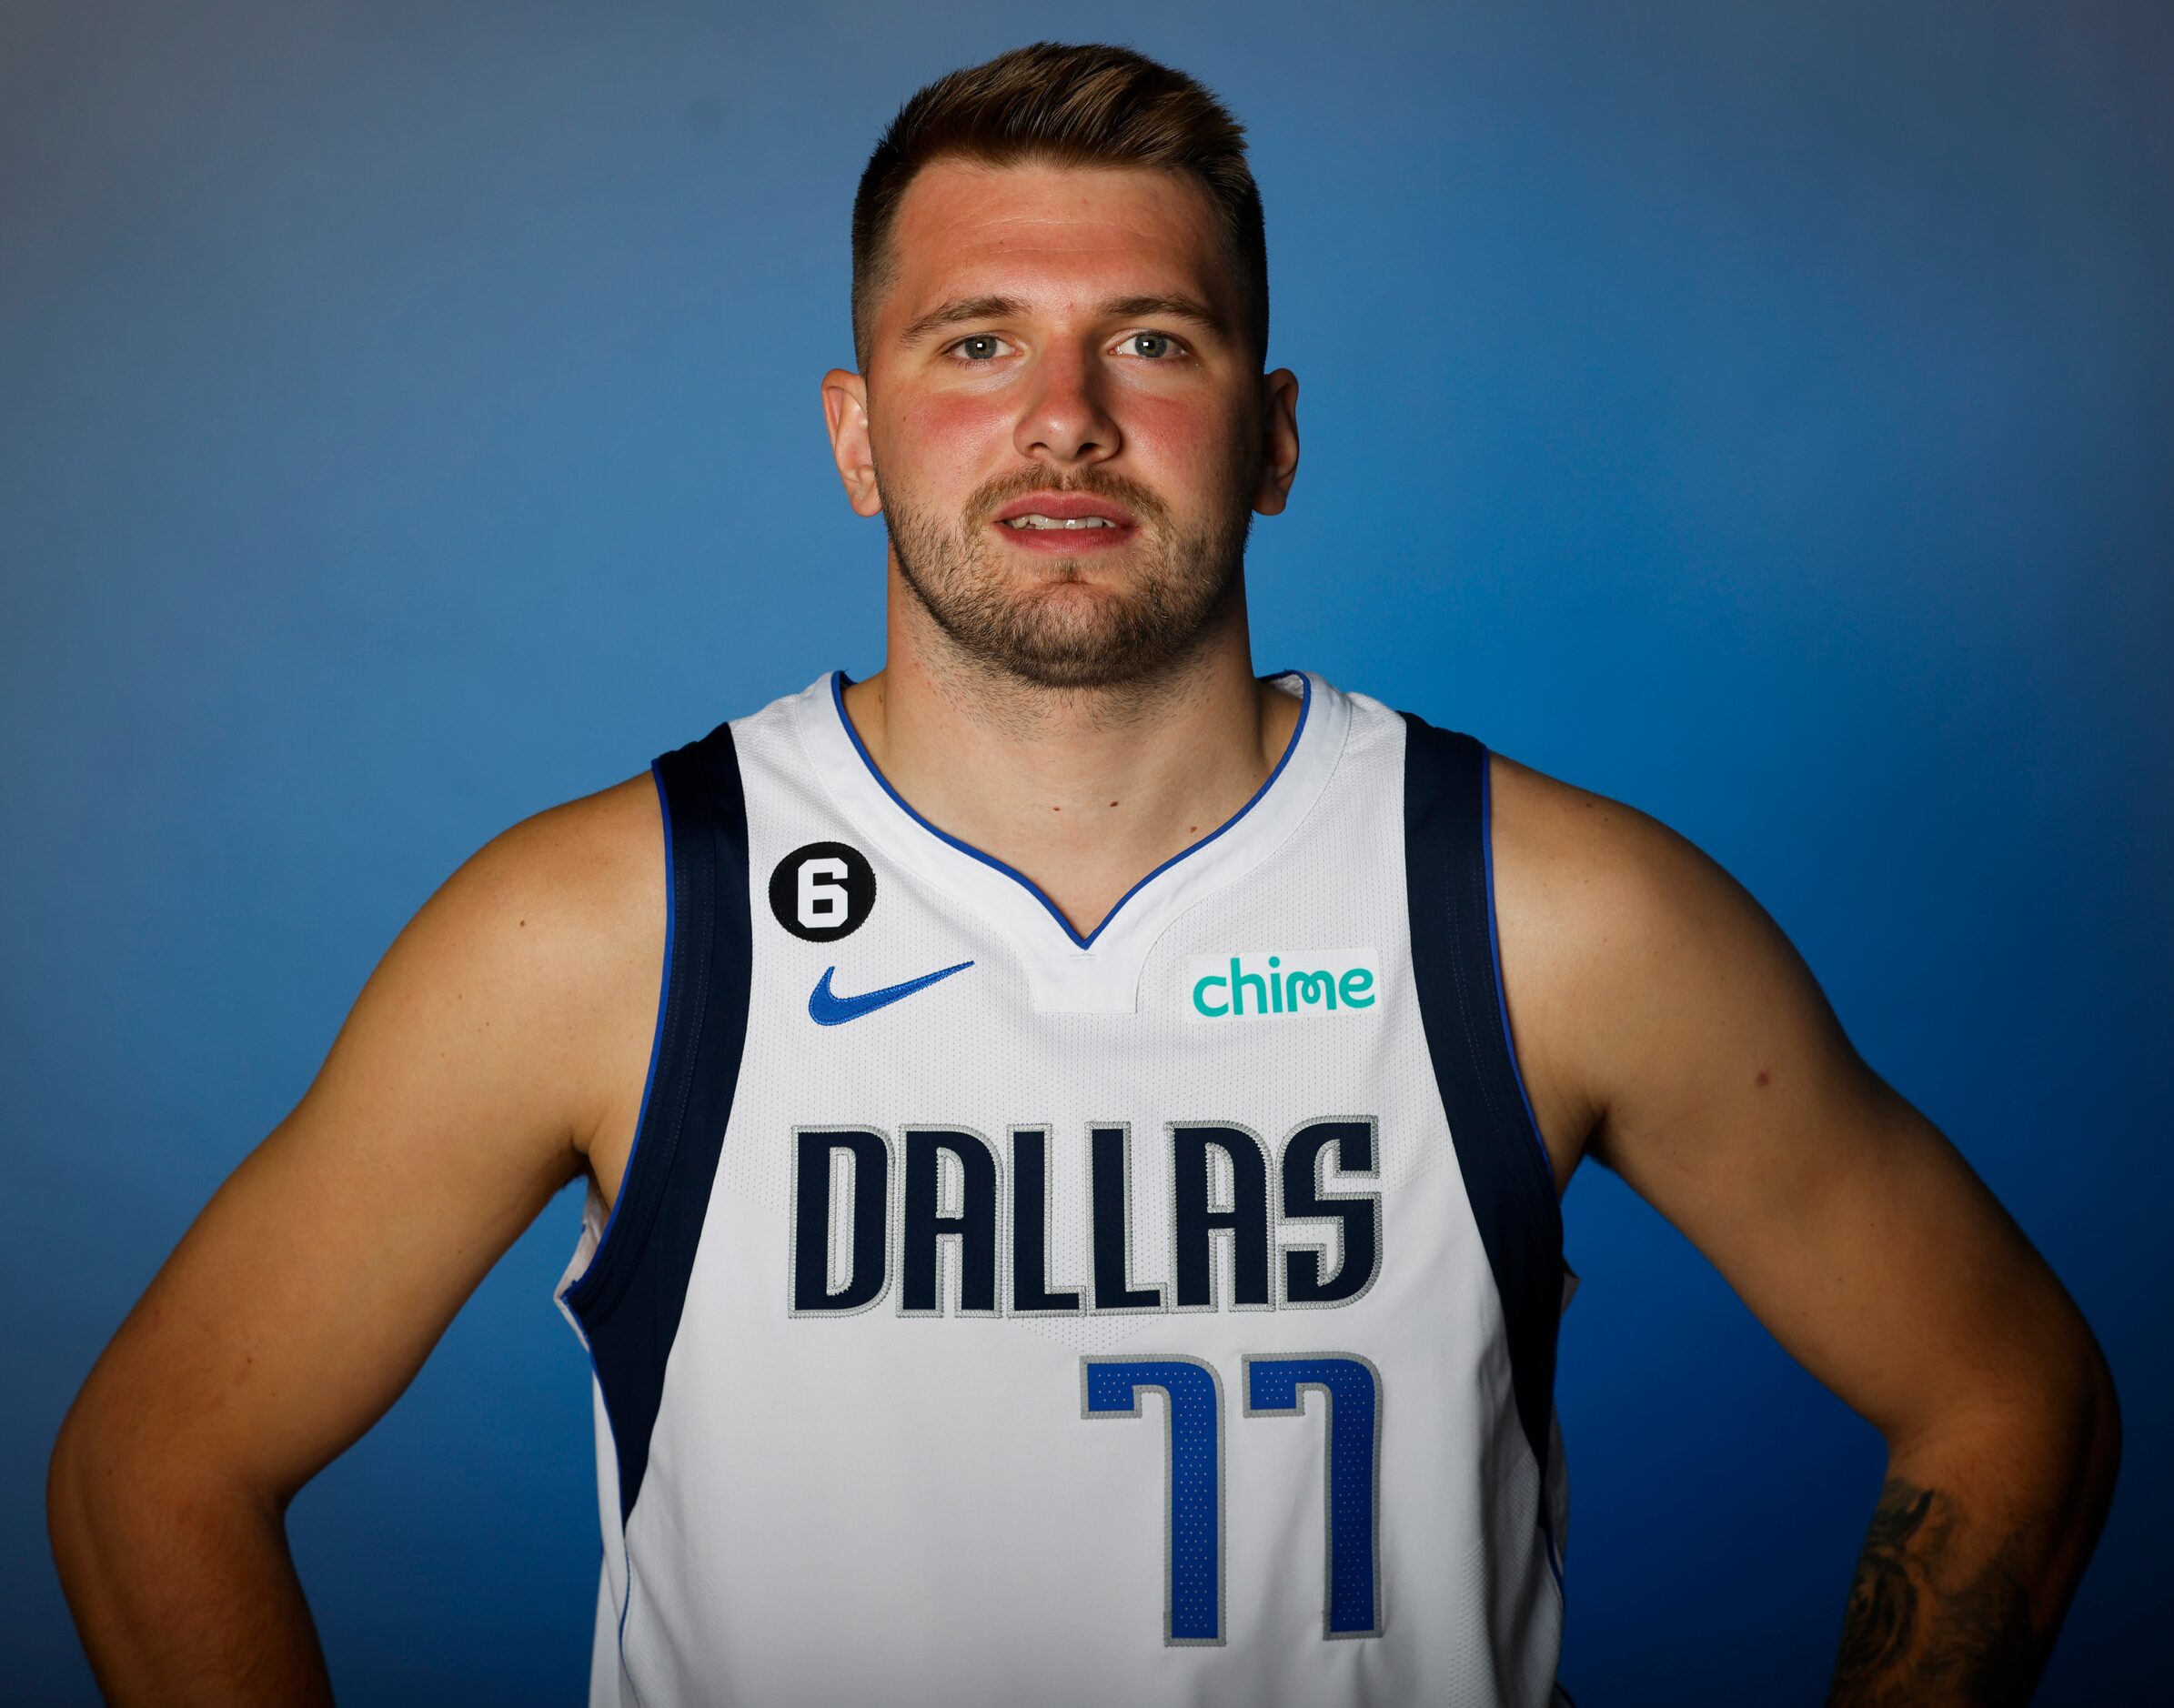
[[768, 841, 877, 942]]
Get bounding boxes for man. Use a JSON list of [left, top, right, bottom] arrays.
[[49, 40, 2117, 1707]]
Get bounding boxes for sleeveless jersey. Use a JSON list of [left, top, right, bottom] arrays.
[[554, 671, 1571, 1706]]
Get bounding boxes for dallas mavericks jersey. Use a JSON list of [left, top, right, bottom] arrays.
[[554, 671, 1571, 1705]]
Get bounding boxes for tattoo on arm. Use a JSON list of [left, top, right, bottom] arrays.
[[1826, 1477, 2042, 1706]]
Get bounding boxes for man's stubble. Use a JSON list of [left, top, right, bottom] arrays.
[[880, 455, 1259, 698]]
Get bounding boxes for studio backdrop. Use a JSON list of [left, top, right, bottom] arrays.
[[3, 2, 2167, 1701]]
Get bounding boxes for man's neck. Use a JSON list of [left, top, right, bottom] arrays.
[[839, 583, 1299, 939]]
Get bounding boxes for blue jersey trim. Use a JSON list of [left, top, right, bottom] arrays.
[[571, 1330, 644, 1708], [1477, 743, 1557, 1183], [565, 761, 678, 1295], [565, 721, 753, 1530], [1398, 711, 1567, 1605], [828, 668, 1311, 949], [562, 766, 675, 1708], [1479, 738, 1567, 1612]]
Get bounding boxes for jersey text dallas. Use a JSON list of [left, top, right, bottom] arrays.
[[790, 1118, 1379, 1317]]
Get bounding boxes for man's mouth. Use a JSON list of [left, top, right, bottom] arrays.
[[984, 488, 1144, 552]]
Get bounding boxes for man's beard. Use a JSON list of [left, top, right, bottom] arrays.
[[881, 463, 1255, 692]]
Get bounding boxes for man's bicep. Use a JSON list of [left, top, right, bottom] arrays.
[[70, 780, 662, 1502], [1563, 798, 2079, 1449]]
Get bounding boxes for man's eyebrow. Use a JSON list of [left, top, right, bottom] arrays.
[[898, 296, 1027, 346], [897, 292, 1229, 347], [1098, 294, 1226, 334]]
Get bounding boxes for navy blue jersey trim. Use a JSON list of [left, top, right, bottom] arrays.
[[562, 761, 678, 1297], [1479, 751, 1557, 1181], [565, 721, 753, 1521], [828, 668, 1311, 949], [1398, 712, 1565, 1492]]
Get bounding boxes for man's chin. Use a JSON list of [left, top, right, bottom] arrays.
[[1009, 568, 1133, 601], [891, 516, 1241, 689]]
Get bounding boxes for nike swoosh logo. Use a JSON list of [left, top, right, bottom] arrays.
[[808, 959, 975, 1026]]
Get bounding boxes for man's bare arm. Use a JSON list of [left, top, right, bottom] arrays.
[[1491, 755, 2120, 1703], [46, 776, 663, 1705]]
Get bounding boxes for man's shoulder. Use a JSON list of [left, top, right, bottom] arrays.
[[463, 770, 663, 931], [1485, 749, 1688, 921], [1485, 744, 1790, 983], [398, 770, 667, 1066], [1481, 746, 1774, 1177], [1374, 697, 1687, 911], [518, 674, 833, 869], [369, 771, 669, 1165]]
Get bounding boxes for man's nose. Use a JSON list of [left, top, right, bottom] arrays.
[[1013, 341, 1122, 467]]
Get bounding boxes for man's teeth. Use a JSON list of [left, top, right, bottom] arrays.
[[1002, 515, 1118, 529]]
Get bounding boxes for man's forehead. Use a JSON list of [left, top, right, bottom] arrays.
[[884, 159, 1231, 326]]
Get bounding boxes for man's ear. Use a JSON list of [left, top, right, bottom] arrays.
[[1252, 367, 1300, 517], [821, 368, 882, 517]]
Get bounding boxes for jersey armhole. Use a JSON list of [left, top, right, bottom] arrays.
[[560, 759, 682, 1325], [1398, 709, 1565, 1502], [558, 721, 751, 1521], [1476, 742, 1560, 1196]]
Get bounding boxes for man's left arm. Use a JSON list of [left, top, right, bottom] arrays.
[[1489, 755, 2121, 1704]]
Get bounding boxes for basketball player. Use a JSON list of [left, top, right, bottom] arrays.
[[49, 42, 2117, 1707]]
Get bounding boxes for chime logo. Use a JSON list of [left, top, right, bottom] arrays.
[[1185, 951, 1380, 1020]]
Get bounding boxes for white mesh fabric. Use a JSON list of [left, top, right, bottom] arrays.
[[563, 678, 1565, 1705]]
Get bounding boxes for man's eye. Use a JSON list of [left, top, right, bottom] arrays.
[[950, 335, 1011, 362], [1118, 331, 1185, 360]]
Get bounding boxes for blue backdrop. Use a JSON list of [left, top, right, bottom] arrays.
[[5, 3, 2167, 1700]]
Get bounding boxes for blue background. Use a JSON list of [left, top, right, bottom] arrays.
[[5, 2, 2167, 1700]]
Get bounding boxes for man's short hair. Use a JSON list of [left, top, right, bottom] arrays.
[[850, 41, 1270, 375]]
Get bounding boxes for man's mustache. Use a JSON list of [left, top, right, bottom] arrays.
[[968, 471, 1168, 531]]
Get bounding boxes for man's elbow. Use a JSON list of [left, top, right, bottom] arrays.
[[2013, 1315, 2122, 1533], [49, 1389, 174, 1610], [48, 1383, 268, 1620], [1903, 1297, 2119, 1492], [2022, 1323, 2122, 1634], [48, 1390, 130, 1597], [2069, 1327, 2121, 1536], [1894, 1314, 2123, 1630]]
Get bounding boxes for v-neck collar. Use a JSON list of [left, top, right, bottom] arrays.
[[790, 668, 1351, 1013]]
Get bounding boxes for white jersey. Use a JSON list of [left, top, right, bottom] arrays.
[[555, 671, 1572, 1706]]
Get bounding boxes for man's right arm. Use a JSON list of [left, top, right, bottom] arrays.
[[46, 774, 665, 1705]]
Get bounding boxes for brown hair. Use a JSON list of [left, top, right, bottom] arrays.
[[850, 42, 1268, 374]]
